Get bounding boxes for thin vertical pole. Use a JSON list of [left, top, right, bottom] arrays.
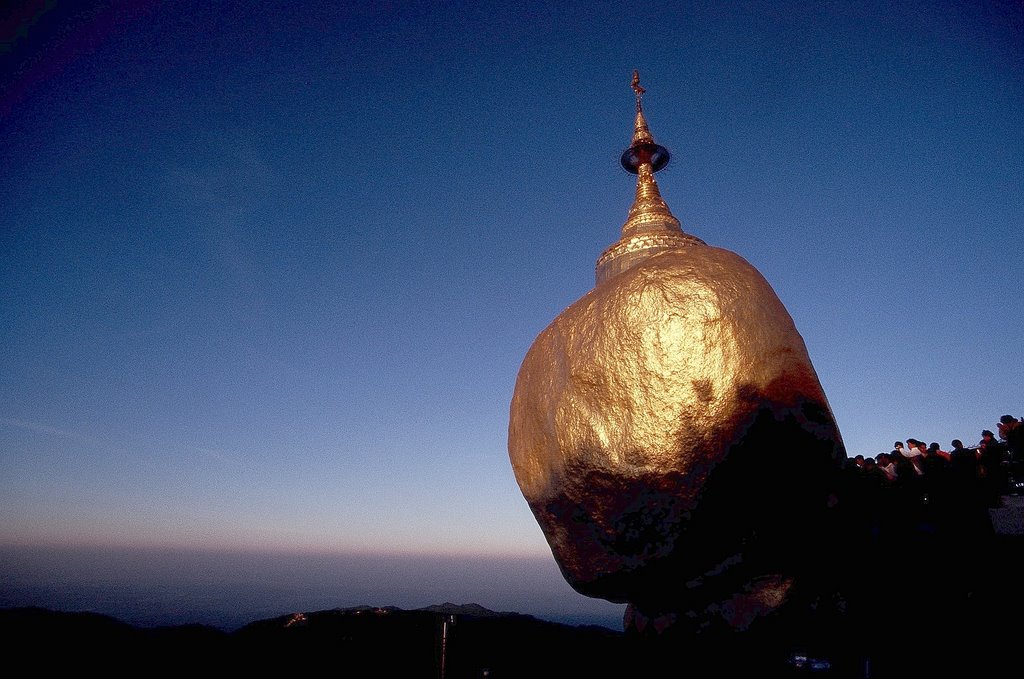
[[440, 615, 451, 679]]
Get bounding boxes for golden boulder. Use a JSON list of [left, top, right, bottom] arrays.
[[508, 76, 846, 626]]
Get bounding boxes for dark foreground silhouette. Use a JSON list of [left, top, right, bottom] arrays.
[[5, 489, 1024, 679], [4, 532, 1024, 679], [1, 603, 628, 677]]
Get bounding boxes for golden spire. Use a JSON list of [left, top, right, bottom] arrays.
[[596, 72, 704, 284], [630, 69, 654, 147]]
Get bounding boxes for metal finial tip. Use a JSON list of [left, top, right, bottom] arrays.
[[631, 70, 646, 110], [621, 71, 668, 174]]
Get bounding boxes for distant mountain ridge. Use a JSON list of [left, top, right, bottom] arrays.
[[416, 602, 511, 617], [324, 602, 510, 617], [1, 603, 627, 676]]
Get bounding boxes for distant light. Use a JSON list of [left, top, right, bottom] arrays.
[[788, 652, 831, 672], [284, 612, 307, 627]]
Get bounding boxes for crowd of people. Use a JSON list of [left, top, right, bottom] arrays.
[[826, 415, 1024, 674], [847, 414, 1023, 510]]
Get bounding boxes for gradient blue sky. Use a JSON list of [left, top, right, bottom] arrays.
[[1, 0, 1021, 621]]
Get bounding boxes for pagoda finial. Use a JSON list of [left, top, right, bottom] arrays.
[[621, 71, 667, 173], [631, 69, 646, 112], [597, 72, 705, 284]]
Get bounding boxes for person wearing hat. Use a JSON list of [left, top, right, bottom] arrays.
[[999, 415, 1022, 457], [999, 416, 1023, 494], [978, 429, 1008, 505]]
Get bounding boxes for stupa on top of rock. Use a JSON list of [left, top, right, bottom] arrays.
[[508, 71, 847, 637]]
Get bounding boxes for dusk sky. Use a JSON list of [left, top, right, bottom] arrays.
[[1, 1, 1021, 626]]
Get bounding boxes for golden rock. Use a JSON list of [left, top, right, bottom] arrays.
[[508, 75, 845, 624]]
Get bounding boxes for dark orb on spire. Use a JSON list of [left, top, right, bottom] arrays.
[[620, 142, 670, 174]]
